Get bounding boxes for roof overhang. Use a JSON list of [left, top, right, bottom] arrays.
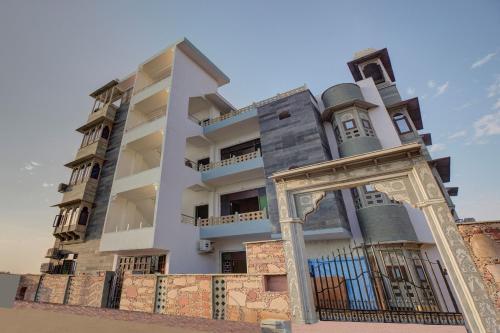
[[176, 38, 230, 86], [321, 99, 377, 121], [347, 48, 396, 82], [420, 133, 432, 146], [387, 97, 423, 130], [205, 93, 236, 114], [430, 157, 451, 183], [89, 80, 120, 99], [446, 187, 459, 197]]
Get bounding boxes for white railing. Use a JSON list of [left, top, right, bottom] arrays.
[[125, 105, 167, 132], [133, 66, 172, 95], [201, 85, 307, 127], [198, 149, 261, 172], [197, 209, 267, 227]]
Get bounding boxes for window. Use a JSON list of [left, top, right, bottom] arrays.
[[69, 168, 78, 184], [101, 126, 110, 139], [78, 207, 89, 225], [362, 63, 385, 84], [343, 119, 356, 130], [220, 139, 261, 160], [364, 184, 376, 193], [393, 113, 412, 134], [77, 165, 85, 183], [361, 119, 372, 129], [84, 163, 92, 180], [195, 205, 209, 221], [278, 110, 291, 120], [90, 163, 101, 179]]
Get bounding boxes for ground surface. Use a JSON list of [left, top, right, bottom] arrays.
[[4, 301, 260, 333]]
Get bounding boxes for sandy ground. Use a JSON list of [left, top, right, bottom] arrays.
[[0, 308, 203, 333]]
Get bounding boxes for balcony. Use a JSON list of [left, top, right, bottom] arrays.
[[40, 262, 52, 273], [199, 210, 272, 239], [132, 67, 172, 105], [76, 104, 117, 133], [59, 178, 98, 205], [45, 248, 63, 259], [199, 150, 264, 186], [53, 222, 87, 242], [65, 138, 108, 167]]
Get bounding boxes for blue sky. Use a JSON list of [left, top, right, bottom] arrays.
[[0, 0, 499, 273]]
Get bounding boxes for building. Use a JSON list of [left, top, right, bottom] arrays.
[[42, 39, 459, 288]]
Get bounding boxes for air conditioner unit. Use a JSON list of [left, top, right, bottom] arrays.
[[198, 240, 213, 253]]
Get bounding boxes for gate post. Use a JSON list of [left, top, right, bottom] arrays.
[[280, 217, 318, 324]]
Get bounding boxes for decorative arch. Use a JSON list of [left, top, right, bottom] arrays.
[[272, 143, 495, 332], [90, 163, 101, 179], [362, 63, 385, 84], [78, 206, 89, 225]]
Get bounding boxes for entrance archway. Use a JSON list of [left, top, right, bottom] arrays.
[[271, 143, 495, 333]]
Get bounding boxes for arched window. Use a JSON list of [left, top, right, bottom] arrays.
[[393, 113, 412, 134], [278, 111, 291, 120], [78, 165, 85, 183], [78, 207, 89, 225], [84, 163, 92, 180], [362, 63, 385, 84], [90, 163, 101, 179], [69, 168, 78, 184], [101, 126, 110, 139]]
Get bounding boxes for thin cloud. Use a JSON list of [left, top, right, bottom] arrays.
[[434, 81, 449, 97], [427, 80, 436, 88], [448, 130, 467, 140], [406, 87, 415, 96], [471, 52, 497, 69], [487, 75, 500, 98], [454, 102, 473, 111], [428, 143, 447, 153], [474, 110, 500, 138], [494, 99, 500, 110], [20, 161, 41, 172], [42, 182, 54, 188]]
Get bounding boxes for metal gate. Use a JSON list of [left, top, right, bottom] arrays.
[[309, 244, 464, 325], [106, 255, 167, 309]]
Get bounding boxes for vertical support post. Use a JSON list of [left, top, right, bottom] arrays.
[[280, 217, 318, 324]]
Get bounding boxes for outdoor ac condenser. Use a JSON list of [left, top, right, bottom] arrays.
[[198, 240, 213, 253]]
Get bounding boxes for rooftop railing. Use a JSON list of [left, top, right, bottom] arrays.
[[200, 85, 307, 127]]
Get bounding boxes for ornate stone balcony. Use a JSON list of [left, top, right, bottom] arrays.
[[66, 138, 108, 167], [45, 247, 63, 259], [85, 103, 117, 127], [60, 178, 98, 205], [53, 223, 87, 243]]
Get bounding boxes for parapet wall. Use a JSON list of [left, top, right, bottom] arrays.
[[457, 221, 500, 310]]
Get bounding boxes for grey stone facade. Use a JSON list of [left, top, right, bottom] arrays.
[[56, 100, 130, 273], [257, 90, 349, 233]]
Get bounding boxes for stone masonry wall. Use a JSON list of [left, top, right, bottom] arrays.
[[245, 240, 286, 274], [120, 273, 157, 313], [66, 272, 112, 307], [156, 275, 212, 319], [37, 275, 70, 304], [457, 221, 500, 309], [16, 274, 41, 301]]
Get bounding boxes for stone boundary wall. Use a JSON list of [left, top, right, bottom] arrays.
[[245, 240, 286, 274], [66, 272, 113, 307], [120, 273, 157, 313], [37, 274, 71, 304], [156, 275, 212, 318], [225, 274, 290, 322], [15, 271, 112, 307], [16, 274, 41, 301], [457, 221, 500, 309]]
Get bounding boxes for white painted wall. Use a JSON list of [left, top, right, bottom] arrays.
[[153, 47, 222, 273], [357, 78, 402, 149]]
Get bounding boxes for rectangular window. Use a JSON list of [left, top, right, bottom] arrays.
[[362, 119, 372, 129], [364, 184, 376, 193], [195, 204, 209, 220], [343, 119, 356, 130]]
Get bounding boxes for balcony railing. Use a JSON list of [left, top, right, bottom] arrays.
[[125, 105, 167, 132], [200, 85, 307, 127], [197, 209, 267, 227], [200, 149, 261, 172], [133, 66, 172, 95]]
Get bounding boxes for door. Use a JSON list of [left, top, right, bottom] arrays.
[[221, 251, 247, 273]]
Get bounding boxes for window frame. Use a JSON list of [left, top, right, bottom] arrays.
[[342, 119, 357, 131], [361, 118, 372, 129], [393, 113, 413, 134]]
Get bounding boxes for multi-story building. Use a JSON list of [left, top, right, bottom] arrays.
[[42, 39, 458, 284]]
